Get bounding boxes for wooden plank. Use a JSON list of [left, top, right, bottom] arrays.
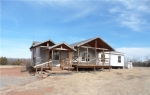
[[35, 67, 37, 75], [87, 48, 88, 64], [95, 40, 97, 65], [54, 48, 69, 51], [60, 49, 62, 66], [41, 66, 43, 77], [78, 47, 79, 64], [34, 60, 52, 68], [77, 67, 78, 72], [109, 51, 111, 71], [80, 46, 108, 50], [94, 67, 96, 71], [51, 49, 53, 70]]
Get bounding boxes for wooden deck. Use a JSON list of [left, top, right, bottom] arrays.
[[72, 63, 112, 72]]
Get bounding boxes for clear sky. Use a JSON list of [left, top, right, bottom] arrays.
[[1, 0, 150, 60]]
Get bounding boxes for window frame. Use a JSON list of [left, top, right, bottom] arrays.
[[54, 50, 60, 60], [118, 56, 121, 63]]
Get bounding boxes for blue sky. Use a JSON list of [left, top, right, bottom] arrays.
[[1, 0, 150, 60]]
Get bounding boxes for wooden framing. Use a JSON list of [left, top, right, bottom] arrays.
[[86, 48, 88, 63], [95, 40, 97, 65], [80, 46, 108, 50], [109, 51, 111, 71], [51, 49, 53, 70], [73, 64, 111, 72], [78, 47, 80, 64]]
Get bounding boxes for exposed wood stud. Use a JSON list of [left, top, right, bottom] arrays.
[[81, 46, 108, 50], [78, 47, 80, 64], [95, 40, 97, 65], [109, 51, 111, 71], [60, 49, 62, 68], [87, 48, 88, 64], [51, 49, 53, 70], [35, 67, 37, 76]]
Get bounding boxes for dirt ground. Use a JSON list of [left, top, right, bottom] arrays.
[[0, 66, 150, 95]]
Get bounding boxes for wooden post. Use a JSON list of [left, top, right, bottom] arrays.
[[60, 50, 62, 69], [68, 51, 70, 71], [41, 66, 43, 77], [109, 51, 111, 71], [95, 40, 97, 65], [76, 66, 78, 72], [51, 49, 53, 70], [35, 67, 37, 76], [87, 48, 88, 64], [102, 50, 104, 66], [78, 47, 80, 64]]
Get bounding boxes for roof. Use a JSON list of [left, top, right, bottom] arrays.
[[70, 37, 94, 48], [105, 51, 125, 55], [32, 41, 41, 46], [42, 42, 76, 51], [70, 37, 115, 51], [30, 39, 55, 49]]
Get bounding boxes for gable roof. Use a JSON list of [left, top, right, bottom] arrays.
[[30, 39, 55, 49], [70, 37, 115, 51], [48, 42, 76, 51]]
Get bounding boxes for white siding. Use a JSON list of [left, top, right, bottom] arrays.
[[30, 49, 34, 66], [110, 54, 124, 66], [98, 52, 124, 67]]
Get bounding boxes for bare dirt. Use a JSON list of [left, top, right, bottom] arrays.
[[0, 66, 150, 95]]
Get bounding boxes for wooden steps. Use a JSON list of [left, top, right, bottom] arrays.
[[45, 70, 72, 75], [34, 66, 73, 77], [51, 67, 62, 71]]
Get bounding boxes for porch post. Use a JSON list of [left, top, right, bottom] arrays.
[[60, 50, 62, 68], [102, 49, 104, 66], [86, 48, 88, 64], [51, 49, 53, 70], [78, 47, 80, 64], [95, 40, 97, 65], [109, 51, 111, 70]]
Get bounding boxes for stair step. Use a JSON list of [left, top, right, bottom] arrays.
[[45, 70, 72, 74]]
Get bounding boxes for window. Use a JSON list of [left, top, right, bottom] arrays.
[[118, 56, 121, 63], [81, 51, 91, 61], [54, 51, 59, 60]]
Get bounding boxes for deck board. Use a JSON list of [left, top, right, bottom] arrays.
[[72, 63, 112, 72]]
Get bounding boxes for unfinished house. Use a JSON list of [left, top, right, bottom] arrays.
[[29, 37, 124, 72]]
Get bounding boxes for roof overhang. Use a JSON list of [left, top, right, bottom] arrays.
[[76, 37, 115, 51], [41, 42, 76, 51], [29, 39, 55, 49]]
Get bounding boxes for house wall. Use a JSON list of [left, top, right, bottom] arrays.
[[98, 52, 124, 67], [40, 47, 46, 62], [30, 49, 34, 66], [110, 54, 124, 66]]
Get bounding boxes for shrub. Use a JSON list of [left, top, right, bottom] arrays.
[[0, 57, 8, 65], [13, 59, 22, 65]]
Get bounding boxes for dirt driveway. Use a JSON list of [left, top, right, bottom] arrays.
[[0, 66, 150, 95]]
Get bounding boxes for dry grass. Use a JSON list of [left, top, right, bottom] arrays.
[[0, 67, 150, 95]]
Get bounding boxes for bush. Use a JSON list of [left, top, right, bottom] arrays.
[[13, 59, 22, 65], [0, 57, 8, 65]]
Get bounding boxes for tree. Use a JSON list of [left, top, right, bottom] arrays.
[[145, 54, 150, 67], [0, 57, 8, 65]]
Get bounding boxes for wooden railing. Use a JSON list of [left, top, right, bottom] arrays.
[[34, 59, 52, 77], [72, 56, 110, 66], [60, 58, 72, 71]]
